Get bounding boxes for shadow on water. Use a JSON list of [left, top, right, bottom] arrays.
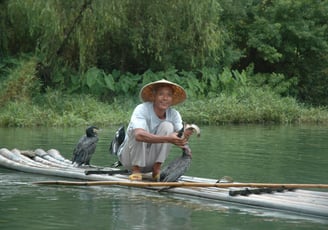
[[1, 125, 328, 229]]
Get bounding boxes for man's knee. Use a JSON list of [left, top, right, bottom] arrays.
[[158, 121, 174, 134]]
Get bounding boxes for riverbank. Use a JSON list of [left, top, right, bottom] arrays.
[[1, 89, 327, 127]]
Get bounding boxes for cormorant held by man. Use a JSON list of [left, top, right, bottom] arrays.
[[160, 123, 200, 182]]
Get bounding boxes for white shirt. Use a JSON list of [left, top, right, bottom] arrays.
[[130, 102, 182, 133], [117, 102, 183, 156]]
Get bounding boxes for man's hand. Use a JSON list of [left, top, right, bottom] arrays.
[[169, 132, 188, 147]]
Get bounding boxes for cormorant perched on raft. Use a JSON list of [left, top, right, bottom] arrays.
[[160, 124, 200, 182], [109, 125, 125, 155], [72, 126, 99, 166], [109, 125, 125, 167]]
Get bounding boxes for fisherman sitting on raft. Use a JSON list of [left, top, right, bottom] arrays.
[[117, 79, 195, 181]]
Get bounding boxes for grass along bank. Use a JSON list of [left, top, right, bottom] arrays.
[[1, 88, 328, 127]]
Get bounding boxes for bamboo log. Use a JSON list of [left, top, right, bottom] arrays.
[[33, 180, 328, 189]]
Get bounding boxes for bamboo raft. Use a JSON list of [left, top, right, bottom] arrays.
[[1, 147, 328, 218]]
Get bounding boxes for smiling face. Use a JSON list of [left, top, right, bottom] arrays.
[[152, 85, 174, 117]]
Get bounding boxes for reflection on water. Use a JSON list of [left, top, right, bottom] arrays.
[[1, 125, 328, 229]]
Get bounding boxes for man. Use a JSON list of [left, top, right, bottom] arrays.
[[117, 79, 194, 181]]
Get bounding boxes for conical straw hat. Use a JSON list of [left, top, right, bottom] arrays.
[[139, 79, 186, 105]]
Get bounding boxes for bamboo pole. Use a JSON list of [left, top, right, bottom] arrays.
[[33, 180, 328, 189]]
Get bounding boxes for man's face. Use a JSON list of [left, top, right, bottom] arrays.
[[153, 86, 173, 110]]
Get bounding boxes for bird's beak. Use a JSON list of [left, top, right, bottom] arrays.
[[94, 128, 101, 133]]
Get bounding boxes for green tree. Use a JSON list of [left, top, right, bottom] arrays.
[[2, 0, 328, 106], [221, 0, 328, 105], [3, 0, 224, 72]]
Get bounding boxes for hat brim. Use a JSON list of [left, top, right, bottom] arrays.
[[139, 79, 186, 105]]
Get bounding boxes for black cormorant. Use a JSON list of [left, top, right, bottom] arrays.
[[109, 125, 125, 155], [72, 126, 99, 166], [160, 124, 200, 182], [109, 125, 125, 168], [160, 145, 192, 182]]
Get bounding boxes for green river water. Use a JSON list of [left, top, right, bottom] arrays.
[[0, 125, 327, 229]]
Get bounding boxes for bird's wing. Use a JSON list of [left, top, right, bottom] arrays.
[[72, 136, 98, 165], [83, 136, 98, 163], [72, 136, 86, 161], [160, 155, 192, 182]]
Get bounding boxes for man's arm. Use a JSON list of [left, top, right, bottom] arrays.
[[134, 128, 187, 147]]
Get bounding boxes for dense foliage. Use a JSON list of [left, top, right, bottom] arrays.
[[0, 0, 328, 127], [0, 56, 327, 127], [221, 0, 328, 105]]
